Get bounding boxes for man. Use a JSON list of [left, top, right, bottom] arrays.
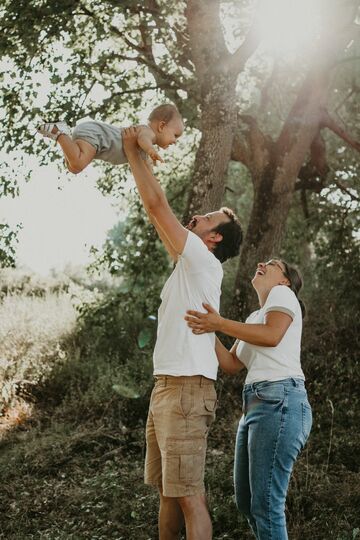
[[122, 127, 242, 540]]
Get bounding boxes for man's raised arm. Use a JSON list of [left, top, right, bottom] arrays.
[[123, 127, 188, 259]]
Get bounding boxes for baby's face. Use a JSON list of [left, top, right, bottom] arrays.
[[156, 117, 184, 149]]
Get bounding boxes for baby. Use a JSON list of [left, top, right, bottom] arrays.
[[37, 103, 184, 174]]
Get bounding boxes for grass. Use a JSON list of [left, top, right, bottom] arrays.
[[0, 292, 77, 422], [0, 270, 359, 539]]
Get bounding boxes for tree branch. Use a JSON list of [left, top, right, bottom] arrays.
[[320, 108, 360, 152], [237, 114, 272, 177], [172, 24, 194, 73], [186, 0, 230, 83], [78, 1, 183, 91], [259, 62, 278, 113], [295, 131, 329, 193], [229, 17, 261, 74], [333, 179, 360, 202], [300, 189, 310, 219], [231, 133, 250, 168]]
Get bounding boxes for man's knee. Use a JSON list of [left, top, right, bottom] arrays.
[[177, 492, 207, 515]]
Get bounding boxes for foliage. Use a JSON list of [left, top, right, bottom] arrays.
[[1, 0, 358, 275], [0, 223, 21, 268], [0, 1, 359, 537], [1, 241, 360, 538]]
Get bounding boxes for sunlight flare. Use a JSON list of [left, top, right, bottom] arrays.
[[257, 0, 322, 57]]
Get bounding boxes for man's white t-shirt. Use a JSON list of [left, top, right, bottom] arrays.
[[236, 285, 305, 384], [153, 231, 223, 380]]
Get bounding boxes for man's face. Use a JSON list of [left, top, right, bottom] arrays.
[[186, 211, 230, 242], [156, 117, 184, 149]]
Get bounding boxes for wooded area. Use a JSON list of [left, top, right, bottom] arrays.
[[0, 1, 359, 538]]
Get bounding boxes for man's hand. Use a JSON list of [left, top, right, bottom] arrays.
[[122, 126, 140, 156], [185, 303, 224, 334]]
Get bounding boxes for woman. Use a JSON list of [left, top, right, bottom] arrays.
[[185, 259, 312, 540]]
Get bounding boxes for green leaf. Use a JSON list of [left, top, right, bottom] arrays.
[[112, 384, 139, 399], [137, 328, 152, 349]]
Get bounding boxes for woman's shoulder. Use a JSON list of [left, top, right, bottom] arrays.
[[268, 285, 296, 301], [265, 285, 300, 318]]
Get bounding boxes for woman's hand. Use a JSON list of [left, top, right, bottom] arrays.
[[185, 303, 223, 334]]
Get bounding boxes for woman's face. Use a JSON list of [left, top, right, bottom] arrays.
[[251, 259, 290, 292]]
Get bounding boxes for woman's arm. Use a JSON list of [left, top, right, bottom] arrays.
[[185, 303, 293, 347], [215, 337, 245, 374]]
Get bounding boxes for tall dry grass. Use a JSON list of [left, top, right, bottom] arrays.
[[0, 292, 77, 410]]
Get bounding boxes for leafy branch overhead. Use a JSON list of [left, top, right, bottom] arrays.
[[0, 0, 359, 315]]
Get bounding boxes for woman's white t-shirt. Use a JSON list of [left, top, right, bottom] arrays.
[[236, 285, 305, 384]]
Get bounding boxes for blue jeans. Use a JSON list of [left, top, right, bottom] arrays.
[[234, 378, 312, 540]]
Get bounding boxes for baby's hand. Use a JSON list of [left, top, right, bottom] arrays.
[[148, 148, 164, 165]]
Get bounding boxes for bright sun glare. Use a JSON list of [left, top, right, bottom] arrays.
[[257, 0, 322, 56], [222, 0, 322, 58]]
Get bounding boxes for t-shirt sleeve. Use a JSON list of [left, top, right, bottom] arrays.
[[181, 231, 215, 272], [263, 285, 298, 319]]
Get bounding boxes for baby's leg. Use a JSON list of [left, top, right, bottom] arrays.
[[57, 135, 96, 174]]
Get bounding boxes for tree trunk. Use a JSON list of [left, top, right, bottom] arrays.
[[183, 0, 259, 222], [183, 75, 237, 221], [230, 63, 337, 319], [231, 167, 295, 318]]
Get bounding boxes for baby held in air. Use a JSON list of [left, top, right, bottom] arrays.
[[37, 103, 184, 173]]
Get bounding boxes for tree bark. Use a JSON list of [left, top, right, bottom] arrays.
[[231, 71, 329, 318], [183, 0, 260, 221], [184, 76, 238, 221]]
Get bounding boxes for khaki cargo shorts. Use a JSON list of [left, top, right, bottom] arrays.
[[144, 375, 217, 498]]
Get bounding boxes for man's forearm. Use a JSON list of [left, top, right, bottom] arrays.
[[126, 148, 167, 214], [123, 128, 187, 255]]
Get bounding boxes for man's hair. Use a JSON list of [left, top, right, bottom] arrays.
[[148, 103, 182, 124], [212, 207, 243, 263]]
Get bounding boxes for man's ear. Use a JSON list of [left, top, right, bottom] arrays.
[[206, 232, 223, 251], [212, 232, 223, 244]]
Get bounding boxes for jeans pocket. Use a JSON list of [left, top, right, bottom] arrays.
[[301, 401, 312, 441], [255, 384, 285, 404]]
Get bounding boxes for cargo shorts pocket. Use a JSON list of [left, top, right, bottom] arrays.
[[203, 386, 217, 426], [165, 438, 205, 484]]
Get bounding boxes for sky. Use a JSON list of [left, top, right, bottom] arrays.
[[0, 160, 120, 275]]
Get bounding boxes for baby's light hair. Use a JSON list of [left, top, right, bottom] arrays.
[[148, 104, 182, 124]]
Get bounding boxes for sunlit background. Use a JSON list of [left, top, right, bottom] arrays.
[[0, 0, 326, 274]]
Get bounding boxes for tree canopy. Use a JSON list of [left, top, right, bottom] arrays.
[[0, 0, 359, 314]]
